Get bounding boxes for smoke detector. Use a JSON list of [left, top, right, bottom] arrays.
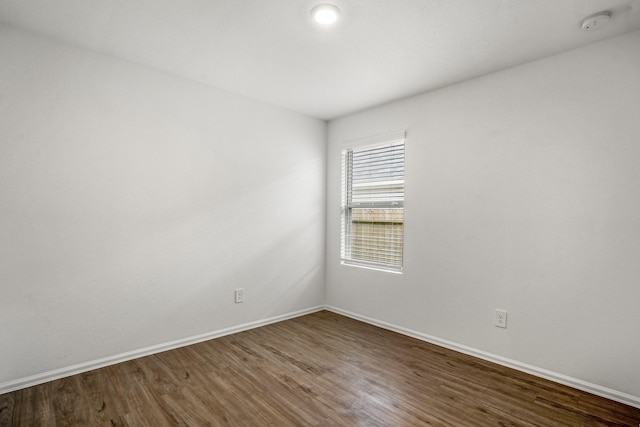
[[581, 11, 612, 31]]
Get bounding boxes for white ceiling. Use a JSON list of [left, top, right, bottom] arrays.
[[1, 0, 639, 120]]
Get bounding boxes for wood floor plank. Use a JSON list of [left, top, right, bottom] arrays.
[[2, 310, 639, 426], [0, 392, 15, 426]]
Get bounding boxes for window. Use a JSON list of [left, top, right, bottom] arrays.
[[341, 131, 405, 272]]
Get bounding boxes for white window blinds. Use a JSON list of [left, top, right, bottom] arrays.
[[341, 132, 405, 272]]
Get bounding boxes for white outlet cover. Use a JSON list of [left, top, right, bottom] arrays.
[[495, 309, 507, 328]]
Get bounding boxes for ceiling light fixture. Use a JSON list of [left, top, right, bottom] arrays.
[[311, 4, 341, 25]]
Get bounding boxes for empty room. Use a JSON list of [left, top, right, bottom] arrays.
[[1, 0, 639, 425]]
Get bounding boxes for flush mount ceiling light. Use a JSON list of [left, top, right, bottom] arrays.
[[311, 4, 341, 25]]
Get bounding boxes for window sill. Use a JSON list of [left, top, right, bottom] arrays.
[[340, 260, 403, 274]]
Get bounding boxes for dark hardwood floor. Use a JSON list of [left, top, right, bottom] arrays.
[[1, 310, 638, 426]]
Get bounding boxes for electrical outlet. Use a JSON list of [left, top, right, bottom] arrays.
[[495, 309, 507, 328], [235, 288, 244, 304]]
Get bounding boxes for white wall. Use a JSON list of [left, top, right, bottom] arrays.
[[326, 30, 640, 400], [0, 25, 326, 386]]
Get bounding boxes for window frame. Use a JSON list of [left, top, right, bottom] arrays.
[[340, 131, 406, 274]]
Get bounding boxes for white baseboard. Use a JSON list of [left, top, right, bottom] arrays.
[[4, 304, 638, 410], [324, 305, 640, 409], [0, 306, 324, 395]]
